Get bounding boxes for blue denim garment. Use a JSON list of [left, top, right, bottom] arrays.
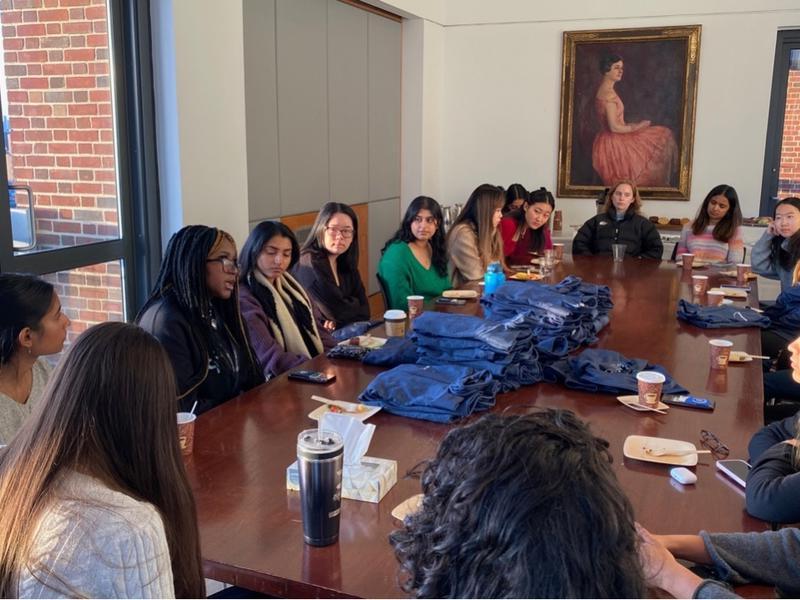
[[332, 319, 384, 341], [544, 348, 688, 395], [358, 364, 498, 423], [411, 312, 525, 352], [764, 285, 800, 334], [676, 300, 771, 329], [361, 336, 419, 367]]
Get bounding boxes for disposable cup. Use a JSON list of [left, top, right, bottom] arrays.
[[407, 296, 424, 319], [681, 253, 694, 270], [707, 290, 725, 306], [177, 412, 196, 456], [692, 275, 709, 295], [636, 371, 666, 407], [612, 244, 626, 262], [737, 263, 751, 284], [552, 243, 564, 261], [709, 339, 733, 370], [384, 309, 407, 337]]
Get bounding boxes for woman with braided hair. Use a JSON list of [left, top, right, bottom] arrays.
[[136, 225, 263, 414], [239, 221, 335, 378]]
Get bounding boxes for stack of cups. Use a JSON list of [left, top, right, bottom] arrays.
[[709, 339, 733, 370], [636, 371, 665, 408]]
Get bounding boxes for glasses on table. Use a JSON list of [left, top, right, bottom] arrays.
[[325, 226, 354, 239], [206, 256, 240, 274], [700, 429, 730, 459]]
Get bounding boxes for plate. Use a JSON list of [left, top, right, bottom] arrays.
[[676, 260, 708, 269], [720, 270, 758, 280], [308, 403, 381, 422], [709, 286, 747, 299], [728, 351, 753, 363], [337, 335, 387, 350], [391, 493, 424, 521], [617, 395, 669, 413], [443, 289, 479, 299], [510, 271, 544, 281], [623, 435, 699, 466]]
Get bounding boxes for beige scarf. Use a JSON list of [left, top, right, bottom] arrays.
[[252, 269, 324, 358]]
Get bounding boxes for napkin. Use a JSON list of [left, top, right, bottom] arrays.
[[320, 412, 375, 466]]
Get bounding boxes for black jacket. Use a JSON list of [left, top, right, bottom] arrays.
[[572, 211, 663, 259], [137, 292, 263, 414], [291, 250, 370, 328]]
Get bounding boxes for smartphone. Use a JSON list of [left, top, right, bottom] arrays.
[[288, 370, 336, 384], [661, 395, 715, 410], [716, 459, 751, 488], [436, 297, 466, 306]]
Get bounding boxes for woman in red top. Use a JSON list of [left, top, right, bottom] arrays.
[[500, 187, 555, 264]]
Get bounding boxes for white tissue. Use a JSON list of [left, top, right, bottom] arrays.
[[320, 412, 375, 466]]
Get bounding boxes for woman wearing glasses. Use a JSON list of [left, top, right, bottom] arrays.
[[378, 196, 451, 311], [239, 221, 335, 379], [137, 225, 263, 414], [292, 203, 369, 331], [637, 334, 800, 598]]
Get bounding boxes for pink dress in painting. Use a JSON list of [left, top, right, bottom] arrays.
[[591, 94, 678, 187]]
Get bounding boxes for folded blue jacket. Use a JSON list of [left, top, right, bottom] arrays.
[[676, 300, 771, 329], [358, 364, 498, 423], [544, 348, 688, 395]]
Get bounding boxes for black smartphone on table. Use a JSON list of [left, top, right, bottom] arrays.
[[288, 370, 336, 384]]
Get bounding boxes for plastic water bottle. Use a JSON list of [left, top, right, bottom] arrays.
[[483, 261, 505, 295]]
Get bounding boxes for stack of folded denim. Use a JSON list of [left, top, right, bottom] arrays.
[[544, 348, 688, 395], [362, 336, 418, 367], [358, 364, 498, 423], [481, 277, 613, 361], [410, 311, 543, 392], [677, 300, 771, 329]]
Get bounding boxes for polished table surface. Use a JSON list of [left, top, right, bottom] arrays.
[[188, 256, 771, 598]]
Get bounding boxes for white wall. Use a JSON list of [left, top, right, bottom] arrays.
[[388, 0, 800, 231], [151, 0, 250, 248]]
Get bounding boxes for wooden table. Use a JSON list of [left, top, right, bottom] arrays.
[[188, 256, 770, 598]]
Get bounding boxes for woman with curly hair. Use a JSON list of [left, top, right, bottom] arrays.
[[378, 196, 451, 311], [390, 409, 646, 598]]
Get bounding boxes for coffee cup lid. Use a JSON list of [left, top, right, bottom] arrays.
[[636, 371, 666, 383], [384, 309, 406, 320]]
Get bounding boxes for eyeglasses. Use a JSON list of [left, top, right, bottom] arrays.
[[700, 429, 730, 459], [325, 226, 354, 239], [206, 256, 240, 273]]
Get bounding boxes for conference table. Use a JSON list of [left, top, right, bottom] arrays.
[[187, 255, 772, 598]]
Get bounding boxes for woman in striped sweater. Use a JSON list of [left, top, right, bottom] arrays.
[[675, 184, 744, 264]]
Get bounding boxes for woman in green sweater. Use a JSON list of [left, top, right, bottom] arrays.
[[379, 196, 451, 311]]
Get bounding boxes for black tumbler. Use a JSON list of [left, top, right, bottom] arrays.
[[297, 429, 343, 546]]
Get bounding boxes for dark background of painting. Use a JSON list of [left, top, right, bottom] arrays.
[[569, 39, 686, 185]]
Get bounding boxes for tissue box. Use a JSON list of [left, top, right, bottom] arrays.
[[286, 457, 397, 503]]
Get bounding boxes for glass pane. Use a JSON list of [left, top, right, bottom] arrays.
[[0, 0, 120, 255], [40, 259, 125, 363], [778, 49, 800, 198]]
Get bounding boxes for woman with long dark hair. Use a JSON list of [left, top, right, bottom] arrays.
[[675, 184, 744, 264], [502, 183, 528, 214], [239, 221, 335, 378], [390, 409, 649, 598], [0, 273, 70, 443], [500, 186, 555, 264], [291, 202, 369, 330], [0, 322, 204, 598], [446, 184, 505, 287], [136, 225, 262, 415], [752, 197, 800, 293], [378, 196, 450, 310]]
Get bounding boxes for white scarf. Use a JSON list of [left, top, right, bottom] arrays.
[[252, 269, 324, 358]]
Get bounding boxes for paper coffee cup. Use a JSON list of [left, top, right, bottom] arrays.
[[636, 371, 666, 407], [707, 290, 725, 306], [407, 296, 424, 319], [692, 275, 708, 295], [177, 412, 196, 456], [681, 253, 694, 270], [709, 339, 733, 370], [552, 243, 564, 260], [384, 309, 406, 337], [737, 263, 750, 284]]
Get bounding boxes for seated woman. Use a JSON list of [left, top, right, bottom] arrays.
[[378, 196, 451, 311], [136, 225, 263, 415], [675, 184, 744, 264], [239, 221, 335, 379], [291, 203, 369, 331], [390, 409, 651, 598], [500, 186, 555, 264], [0, 273, 70, 444], [572, 180, 663, 259], [446, 183, 505, 287], [0, 322, 204, 598], [502, 183, 528, 214], [751, 197, 800, 293], [637, 333, 800, 598]]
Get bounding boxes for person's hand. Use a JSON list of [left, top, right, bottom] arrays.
[[636, 524, 703, 597], [323, 320, 336, 332], [783, 438, 799, 447], [766, 219, 777, 235]]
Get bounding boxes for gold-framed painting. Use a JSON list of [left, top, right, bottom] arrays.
[[557, 25, 701, 201]]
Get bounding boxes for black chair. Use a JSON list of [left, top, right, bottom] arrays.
[[375, 272, 390, 312]]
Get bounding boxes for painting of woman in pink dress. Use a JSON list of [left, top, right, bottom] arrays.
[[592, 54, 678, 187]]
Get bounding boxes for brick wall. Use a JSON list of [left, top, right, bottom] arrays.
[[779, 65, 800, 198], [1, 0, 124, 342]]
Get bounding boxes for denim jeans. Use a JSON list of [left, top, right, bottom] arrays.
[[677, 300, 770, 329]]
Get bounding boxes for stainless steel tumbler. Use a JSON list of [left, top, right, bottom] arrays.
[[297, 429, 343, 546]]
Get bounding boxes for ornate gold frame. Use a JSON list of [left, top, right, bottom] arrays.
[[557, 25, 701, 201]]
